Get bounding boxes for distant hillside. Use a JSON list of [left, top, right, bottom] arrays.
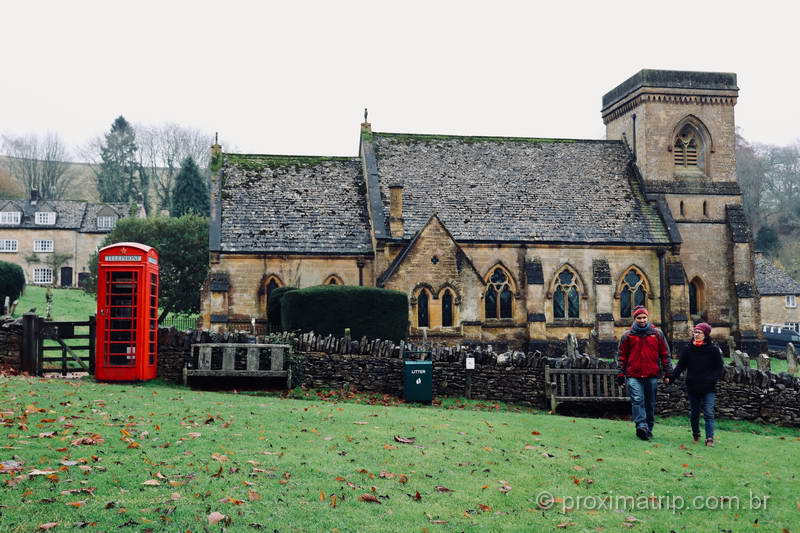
[[0, 155, 99, 201]]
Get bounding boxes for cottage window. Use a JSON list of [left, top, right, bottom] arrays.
[[0, 239, 18, 252], [97, 215, 117, 229], [619, 268, 647, 318], [417, 289, 430, 328], [0, 211, 21, 225], [787, 295, 797, 309], [553, 269, 580, 319], [32, 267, 53, 284], [34, 239, 54, 253], [35, 212, 56, 225], [485, 266, 513, 319]]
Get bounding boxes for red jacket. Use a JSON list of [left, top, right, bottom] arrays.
[[618, 324, 672, 378]]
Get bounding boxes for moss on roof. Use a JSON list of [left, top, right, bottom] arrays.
[[223, 153, 357, 170]]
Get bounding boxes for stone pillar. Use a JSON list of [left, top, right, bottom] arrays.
[[525, 258, 547, 351], [667, 261, 691, 352], [787, 343, 798, 376], [592, 259, 616, 357]]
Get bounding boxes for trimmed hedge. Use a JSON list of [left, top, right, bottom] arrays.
[[268, 287, 297, 330], [0, 261, 25, 312], [281, 285, 408, 342]]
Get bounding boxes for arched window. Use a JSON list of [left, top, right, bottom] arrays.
[[619, 268, 648, 318], [674, 124, 704, 170], [679, 201, 685, 217], [689, 277, 705, 317], [553, 268, 580, 319], [441, 289, 454, 327], [485, 266, 513, 319], [324, 274, 343, 285], [260, 275, 283, 318], [417, 289, 430, 328]]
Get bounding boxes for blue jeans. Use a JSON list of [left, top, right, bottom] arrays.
[[627, 377, 658, 432], [688, 391, 716, 439]]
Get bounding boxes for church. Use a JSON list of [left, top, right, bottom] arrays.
[[200, 69, 762, 355]]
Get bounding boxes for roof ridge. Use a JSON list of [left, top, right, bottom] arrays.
[[373, 132, 623, 144]]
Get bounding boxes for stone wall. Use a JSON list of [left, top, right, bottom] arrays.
[[0, 318, 23, 370]]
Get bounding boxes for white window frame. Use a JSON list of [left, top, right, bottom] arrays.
[[33, 239, 54, 253], [32, 267, 53, 285], [787, 295, 798, 309], [0, 211, 21, 225], [0, 239, 18, 252], [97, 215, 117, 229], [35, 212, 56, 225]]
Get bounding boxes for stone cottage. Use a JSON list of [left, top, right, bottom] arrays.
[[201, 69, 763, 355], [754, 253, 800, 331]]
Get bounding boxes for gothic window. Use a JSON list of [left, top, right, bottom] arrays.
[[553, 268, 580, 319], [417, 289, 430, 328], [324, 274, 343, 285], [619, 268, 648, 318], [689, 277, 705, 317], [441, 289, 454, 327], [673, 121, 708, 175], [260, 275, 283, 318], [485, 266, 513, 319]]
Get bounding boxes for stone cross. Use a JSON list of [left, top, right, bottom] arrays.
[[787, 342, 798, 376], [756, 354, 771, 373]]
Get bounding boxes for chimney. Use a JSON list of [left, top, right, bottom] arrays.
[[389, 184, 404, 238], [30, 188, 40, 205]]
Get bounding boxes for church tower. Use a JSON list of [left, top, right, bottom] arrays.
[[602, 70, 761, 352]]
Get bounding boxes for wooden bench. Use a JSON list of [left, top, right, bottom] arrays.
[[544, 366, 628, 411], [183, 343, 291, 387]]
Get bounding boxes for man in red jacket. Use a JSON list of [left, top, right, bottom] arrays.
[[616, 306, 672, 440]]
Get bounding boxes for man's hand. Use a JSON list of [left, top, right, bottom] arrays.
[[663, 376, 672, 385], [615, 374, 625, 387]]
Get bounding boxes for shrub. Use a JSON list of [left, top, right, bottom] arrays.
[[281, 285, 408, 342], [268, 287, 297, 330], [0, 261, 25, 312]]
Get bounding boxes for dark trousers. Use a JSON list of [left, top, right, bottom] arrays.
[[688, 391, 716, 439]]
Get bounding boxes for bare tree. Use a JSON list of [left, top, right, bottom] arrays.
[[136, 124, 212, 213], [2, 133, 73, 199]]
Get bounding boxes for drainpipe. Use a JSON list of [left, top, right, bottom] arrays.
[[631, 113, 637, 162], [357, 258, 365, 286], [657, 248, 668, 340]]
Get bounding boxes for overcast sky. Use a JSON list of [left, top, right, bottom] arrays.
[[2, 1, 798, 161]]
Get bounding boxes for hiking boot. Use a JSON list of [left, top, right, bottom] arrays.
[[705, 438, 715, 447], [646, 431, 653, 440], [692, 434, 700, 443], [636, 427, 649, 440]]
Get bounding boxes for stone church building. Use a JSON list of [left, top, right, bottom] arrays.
[[201, 69, 762, 355]]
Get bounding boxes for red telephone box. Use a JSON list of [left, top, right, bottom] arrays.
[[95, 242, 159, 381]]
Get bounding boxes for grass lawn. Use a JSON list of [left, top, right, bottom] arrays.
[[0, 378, 798, 532], [11, 286, 96, 321]]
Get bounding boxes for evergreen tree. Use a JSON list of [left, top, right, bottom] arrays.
[[171, 156, 209, 217], [95, 116, 143, 205]]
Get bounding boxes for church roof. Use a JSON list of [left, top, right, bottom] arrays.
[[754, 255, 800, 296], [370, 133, 672, 245], [216, 154, 373, 254]]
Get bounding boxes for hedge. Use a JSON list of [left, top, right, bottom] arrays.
[[281, 285, 408, 342], [0, 261, 25, 312], [268, 286, 297, 330]]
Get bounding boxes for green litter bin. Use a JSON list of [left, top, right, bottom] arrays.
[[404, 360, 432, 403]]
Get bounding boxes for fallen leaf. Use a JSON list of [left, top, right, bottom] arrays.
[[319, 490, 326, 502], [207, 511, 226, 525], [479, 504, 492, 512], [142, 480, 160, 486], [353, 422, 368, 425], [38, 524, 58, 531], [219, 497, 245, 505], [556, 522, 576, 528], [435, 485, 453, 492], [411, 491, 422, 501], [383, 444, 397, 450], [359, 493, 381, 504], [330, 494, 337, 508], [531, 431, 541, 435], [498, 485, 512, 493], [394, 436, 415, 444], [398, 474, 409, 484], [170, 492, 181, 501], [66, 500, 86, 507]]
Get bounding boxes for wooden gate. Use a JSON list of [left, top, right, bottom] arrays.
[[22, 313, 95, 376]]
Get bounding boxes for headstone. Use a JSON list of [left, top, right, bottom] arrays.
[[566, 334, 578, 358], [731, 350, 747, 369], [756, 354, 771, 373], [787, 343, 798, 376], [727, 336, 736, 359]]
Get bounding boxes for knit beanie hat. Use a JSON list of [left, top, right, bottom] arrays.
[[632, 306, 649, 318], [693, 322, 712, 337]]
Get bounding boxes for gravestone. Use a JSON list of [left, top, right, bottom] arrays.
[[566, 334, 578, 358], [731, 350, 748, 369], [787, 343, 798, 376], [727, 336, 736, 358], [756, 354, 771, 373]]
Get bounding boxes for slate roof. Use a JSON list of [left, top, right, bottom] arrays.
[[0, 199, 134, 232], [371, 133, 671, 245], [754, 255, 800, 296], [217, 154, 373, 254]]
